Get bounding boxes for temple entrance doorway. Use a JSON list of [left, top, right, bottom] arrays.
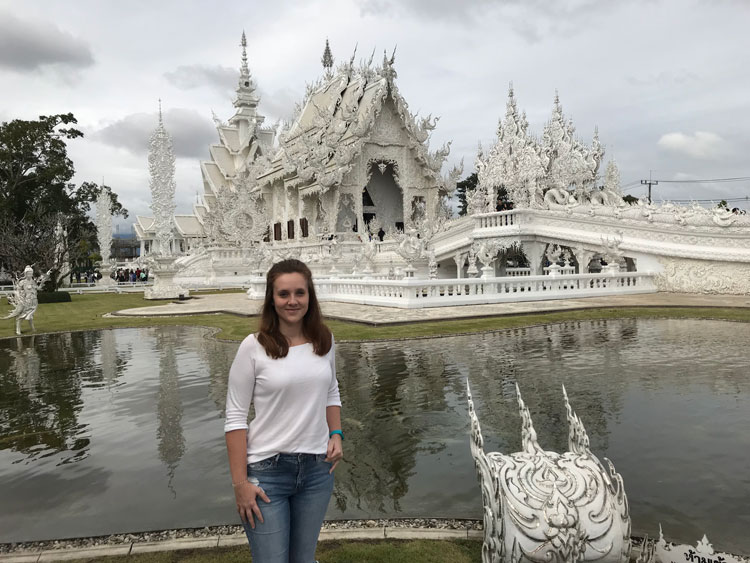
[[365, 161, 403, 233]]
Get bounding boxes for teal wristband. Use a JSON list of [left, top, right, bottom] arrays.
[[329, 429, 344, 440]]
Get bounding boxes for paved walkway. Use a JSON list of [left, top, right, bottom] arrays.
[[112, 292, 750, 326]]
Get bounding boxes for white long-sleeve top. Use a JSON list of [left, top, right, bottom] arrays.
[[224, 333, 341, 464]]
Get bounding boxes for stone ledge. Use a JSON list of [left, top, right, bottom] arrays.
[[216, 533, 247, 547], [129, 536, 220, 554], [38, 544, 131, 561], [319, 528, 386, 540], [0, 554, 40, 563], [384, 527, 468, 540], [0, 526, 484, 562]]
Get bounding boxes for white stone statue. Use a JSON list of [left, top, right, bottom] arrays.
[[3, 266, 51, 335], [467, 381, 631, 563]]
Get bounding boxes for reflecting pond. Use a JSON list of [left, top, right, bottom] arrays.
[[0, 320, 749, 554]]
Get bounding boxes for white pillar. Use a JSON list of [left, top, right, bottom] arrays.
[[522, 241, 546, 275]]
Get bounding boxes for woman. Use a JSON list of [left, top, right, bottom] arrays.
[[225, 259, 343, 563]]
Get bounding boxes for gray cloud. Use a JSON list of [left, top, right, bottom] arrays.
[[355, 0, 618, 35], [93, 109, 216, 159], [658, 131, 728, 160], [0, 12, 93, 72], [164, 64, 237, 96]]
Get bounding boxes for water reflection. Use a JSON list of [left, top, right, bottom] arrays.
[[155, 330, 185, 495], [0, 320, 748, 554]]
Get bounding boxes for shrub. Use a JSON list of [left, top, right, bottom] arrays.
[[37, 291, 72, 303]]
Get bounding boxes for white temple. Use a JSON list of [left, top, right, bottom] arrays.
[[135, 34, 750, 304]]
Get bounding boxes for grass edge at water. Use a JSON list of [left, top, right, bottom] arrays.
[[2, 291, 750, 342]]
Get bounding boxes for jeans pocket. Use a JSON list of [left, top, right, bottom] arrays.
[[248, 455, 278, 471]]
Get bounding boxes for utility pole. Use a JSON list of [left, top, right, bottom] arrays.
[[641, 171, 658, 203]]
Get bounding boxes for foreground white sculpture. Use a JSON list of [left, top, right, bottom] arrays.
[[2, 266, 51, 335], [467, 382, 631, 563]]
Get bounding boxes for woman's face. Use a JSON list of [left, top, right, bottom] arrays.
[[272, 272, 309, 329]]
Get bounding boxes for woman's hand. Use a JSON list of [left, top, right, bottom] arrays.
[[325, 435, 344, 473], [234, 481, 270, 529]]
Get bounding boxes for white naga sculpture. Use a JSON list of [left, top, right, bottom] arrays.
[[3, 266, 51, 335], [467, 382, 631, 563]]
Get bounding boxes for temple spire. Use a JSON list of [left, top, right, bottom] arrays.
[[234, 31, 259, 109], [240, 31, 249, 77], [321, 38, 334, 77]]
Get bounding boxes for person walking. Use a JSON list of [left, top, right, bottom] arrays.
[[224, 259, 343, 563]]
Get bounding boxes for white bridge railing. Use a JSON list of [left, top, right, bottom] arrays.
[[246, 271, 657, 309]]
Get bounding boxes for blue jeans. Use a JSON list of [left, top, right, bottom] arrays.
[[242, 453, 334, 563]]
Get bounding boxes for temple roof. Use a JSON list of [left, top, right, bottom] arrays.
[[134, 214, 205, 238], [258, 49, 460, 194]]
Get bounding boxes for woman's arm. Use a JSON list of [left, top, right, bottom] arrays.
[[226, 429, 270, 528], [224, 337, 268, 528], [226, 429, 250, 489], [325, 405, 343, 473]]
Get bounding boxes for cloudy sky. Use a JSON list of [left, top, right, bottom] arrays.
[[2, 0, 749, 229]]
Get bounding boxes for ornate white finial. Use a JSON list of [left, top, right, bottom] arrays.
[[240, 30, 249, 77], [234, 31, 259, 108], [158, 98, 163, 124]]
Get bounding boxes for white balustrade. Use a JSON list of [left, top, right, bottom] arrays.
[[475, 210, 517, 229], [505, 267, 531, 277], [245, 272, 656, 308]]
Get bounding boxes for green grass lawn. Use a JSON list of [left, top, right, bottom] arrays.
[[65, 539, 482, 562], [2, 291, 750, 342]]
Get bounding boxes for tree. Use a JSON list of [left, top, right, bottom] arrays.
[[0, 115, 128, 287], [456, 173, 477, 216], [0, 113, 82, 220], [456, 172, 513, 216]]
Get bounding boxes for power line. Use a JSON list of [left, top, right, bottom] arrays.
[[666, 196, 750, 203], [655, 176, 750, 184]]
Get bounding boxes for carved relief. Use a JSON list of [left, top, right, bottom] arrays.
[[655, 257, 750, 294]]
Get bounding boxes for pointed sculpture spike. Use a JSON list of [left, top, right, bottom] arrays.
[[367, 47, 375, 67], [389, 44, 397, 65], [563, 384, 591, 454], [321, 38, 334, 71], [508, 81, 514, 97], [158, 99, 163, 124], [516, 383, 541, 454], [466, 379, 484, 451], [349, 43, 358, 67]]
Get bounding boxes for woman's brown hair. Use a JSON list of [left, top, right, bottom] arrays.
[[256, 259, 332, 359]]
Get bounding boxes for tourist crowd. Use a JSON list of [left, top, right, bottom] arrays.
[[114, 268, 148, 283]]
